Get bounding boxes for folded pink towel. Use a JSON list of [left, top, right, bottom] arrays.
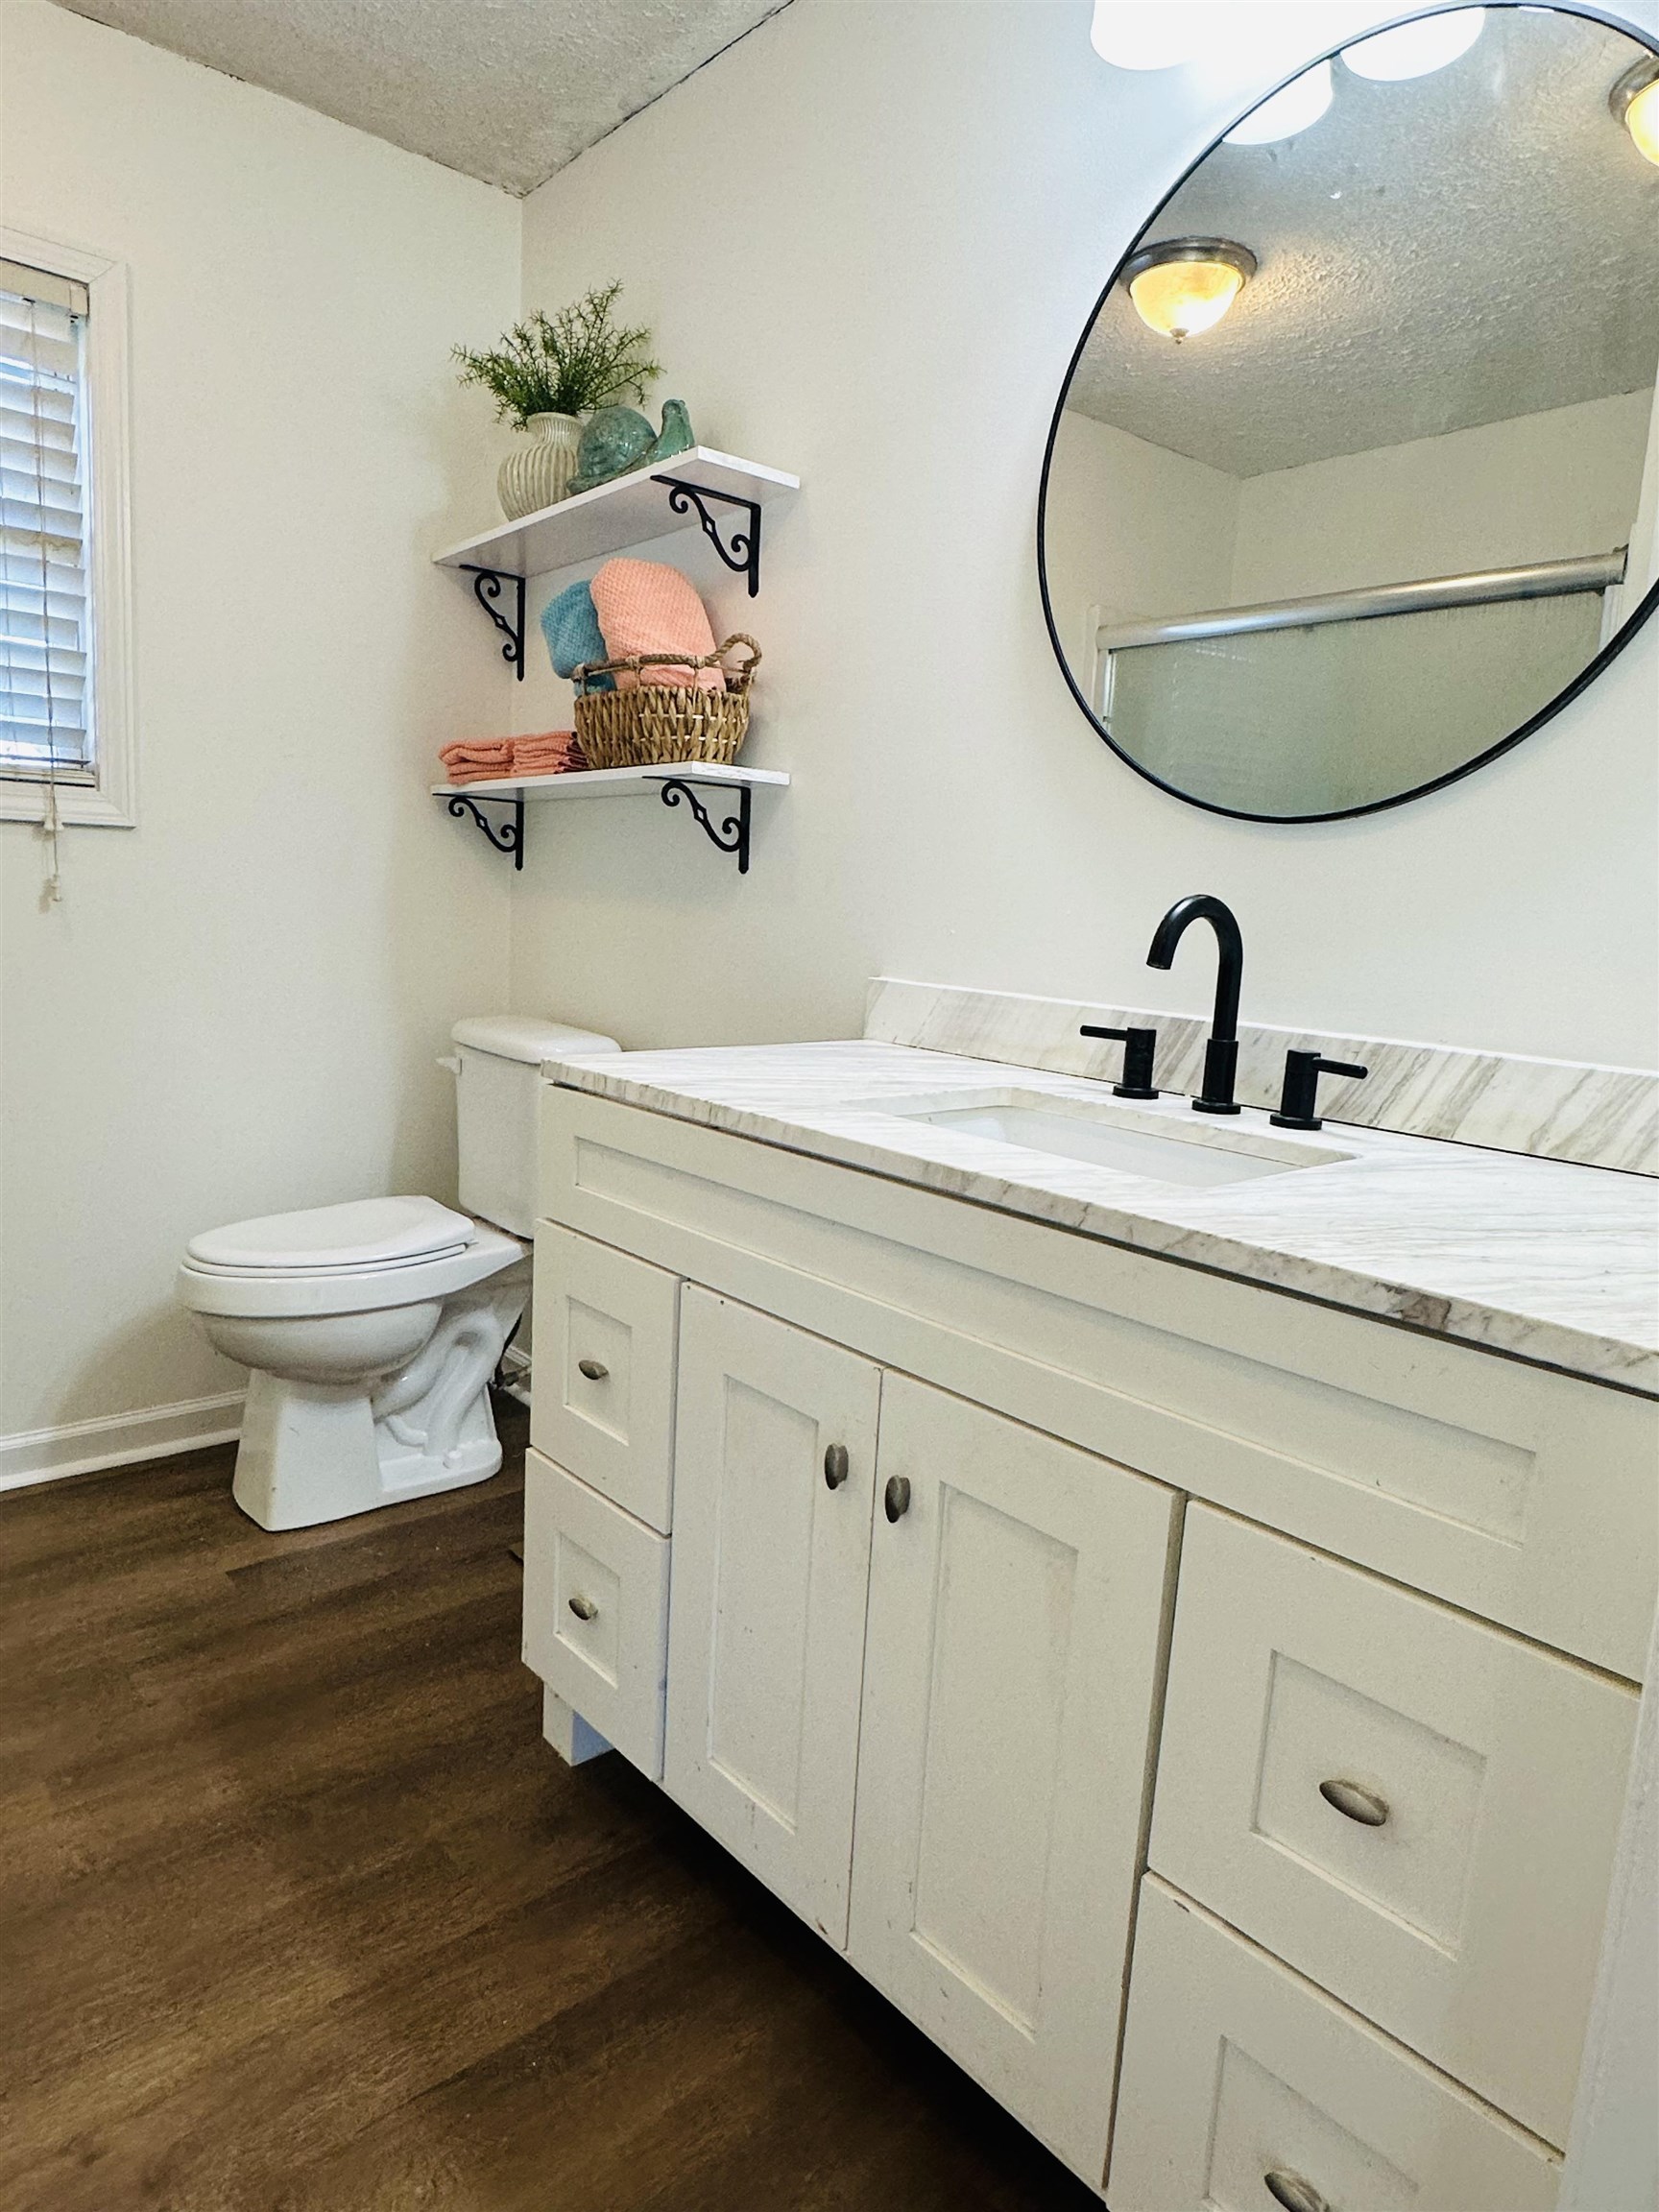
[[590, 557, 723, 691], [440, 731, 588, 782], [443, 759, 515, 785], [440, 738, 513, 767]]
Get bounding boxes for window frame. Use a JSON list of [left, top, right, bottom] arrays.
[[0, 228, 134, 829]]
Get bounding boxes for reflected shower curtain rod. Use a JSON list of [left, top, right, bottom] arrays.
[[1097, 546, 1628, 653]]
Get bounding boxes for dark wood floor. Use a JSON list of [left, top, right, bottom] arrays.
[[2, 1400, 1103, 2211]]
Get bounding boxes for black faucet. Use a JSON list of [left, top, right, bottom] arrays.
[[1146, 894, 1244, 1115]]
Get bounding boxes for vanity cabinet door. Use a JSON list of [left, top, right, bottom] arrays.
[[663, 1289, 881, 1947], [848, 1377, 1178, 2187]]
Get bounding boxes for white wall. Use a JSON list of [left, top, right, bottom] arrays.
[[1045, 410, 1238, 676], [506, 0, 1659, 1071], [1232, 389, 1656, 602], [0, 4, 518, 1458]]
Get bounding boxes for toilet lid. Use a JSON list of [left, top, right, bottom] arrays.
[[185, 1195, 476, 1274]]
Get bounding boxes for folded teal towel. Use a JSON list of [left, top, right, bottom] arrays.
[[540, 580, 614, 690]]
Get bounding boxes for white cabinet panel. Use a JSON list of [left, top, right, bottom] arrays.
[[531, 1224, 679, 1532], [663, 1290, 880, 1946], [1109, 1878, 1560, 2212], [1150, 1508, 1639, 2145], [521, 1449, 670, 1778], [849, 1377, 1177, 2187]]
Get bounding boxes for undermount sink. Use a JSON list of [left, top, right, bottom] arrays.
[[853, 1089, 1351, 1190]]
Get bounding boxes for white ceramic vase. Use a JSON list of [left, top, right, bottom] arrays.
[[497, 412, 583, 519]]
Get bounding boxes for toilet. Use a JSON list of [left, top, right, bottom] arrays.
[[179, 1016, 619, 1531]]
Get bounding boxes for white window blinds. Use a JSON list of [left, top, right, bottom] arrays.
[[1, 256, 94, 783]]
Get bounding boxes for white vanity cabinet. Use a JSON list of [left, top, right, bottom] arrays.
[[525, 1083, 1657, 2205]]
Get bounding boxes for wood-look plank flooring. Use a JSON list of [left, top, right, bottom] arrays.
[[1, 1402, 1102, 2210]]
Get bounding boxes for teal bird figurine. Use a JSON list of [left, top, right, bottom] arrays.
[[570, 399, 696, 495]]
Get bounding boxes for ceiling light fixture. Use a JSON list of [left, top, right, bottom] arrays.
[[1341, 8, 1485, 82], [1611, 56, 1659, 165], [1225, 60, 1334, 146], [1123, 239, 1258, 342]]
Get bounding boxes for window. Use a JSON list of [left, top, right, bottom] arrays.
[[0, 234, 132, 827]]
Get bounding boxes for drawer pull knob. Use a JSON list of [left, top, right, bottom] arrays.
[[824, 1443, 850, 1490], [883, 1475, 911, 1523], [567, 1595, 598, 1623], [576, 1358, 609, 1382], [1319, 1777, 1389, 1827], [1264, 2172, 1330, 2212]]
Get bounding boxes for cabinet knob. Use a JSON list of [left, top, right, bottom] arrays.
[[576, 1358, 609, 1382], [824, 1443, 850, 1490], [567, 1594, 598, 1623], [883, 1475, 911, 1523], [1319, 1777, 1389, 1827], [1263, 2173, 1330, 2212]]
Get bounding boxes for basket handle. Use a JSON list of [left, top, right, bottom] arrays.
[[716, 634, 762, 692], [573, 634, 763, 694]]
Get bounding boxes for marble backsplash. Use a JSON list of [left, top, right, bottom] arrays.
[[865, 978, 1659, 1176]]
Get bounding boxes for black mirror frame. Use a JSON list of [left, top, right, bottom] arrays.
[[1036, 0, 1659, 826]]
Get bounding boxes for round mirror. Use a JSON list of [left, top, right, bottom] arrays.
[[1039, 4, 1659, 821]]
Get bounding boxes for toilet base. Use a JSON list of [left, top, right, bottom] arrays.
[[229, 1263, 529, 1532]]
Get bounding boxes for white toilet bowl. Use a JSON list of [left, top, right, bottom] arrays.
[[178, 1195, 530, 1531]]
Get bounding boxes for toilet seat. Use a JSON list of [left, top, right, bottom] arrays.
[[179, 1221, 526, 1320], [186, 1195, 474, 1274]]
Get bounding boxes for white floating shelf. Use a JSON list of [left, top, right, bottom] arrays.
[[432, 449, 800, 581], [430, 762, 789, 804], [434, 762, 789, 875]]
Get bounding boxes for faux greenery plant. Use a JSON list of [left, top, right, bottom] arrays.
[[453, 282, 662, 427]]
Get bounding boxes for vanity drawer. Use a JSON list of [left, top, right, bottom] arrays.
[[1108, 1877, 1560, 2212], [1149, 1506, 1636, 2145], [531, 1224, 680, 1532], [521, 1448, 670, 1779]]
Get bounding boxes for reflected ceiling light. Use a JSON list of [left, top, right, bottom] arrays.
[[1341, 8, 1485, 81], [1610, 57, 1659, 165], [1089, 2, 1205, 70], [1123, 239, 1257, 341], [1225, 60, 1334, 145]]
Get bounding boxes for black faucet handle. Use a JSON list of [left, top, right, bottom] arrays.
[[1272, 1050, 1369, 1132], [1079, 1023, 1160, 1099]]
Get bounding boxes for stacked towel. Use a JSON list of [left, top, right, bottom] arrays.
[[437, 738, 514, 785], [511, 731, 587, 777], [439, 732, 588, 785], [591, 557, 724, 691]]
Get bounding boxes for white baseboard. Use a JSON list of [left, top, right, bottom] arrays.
[[0, 1390, 245, 1495]]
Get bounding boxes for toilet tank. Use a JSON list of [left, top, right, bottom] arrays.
[[447, 1016, 620, 1238]]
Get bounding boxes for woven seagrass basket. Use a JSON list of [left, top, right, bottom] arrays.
[[573, 634, 761, 770]]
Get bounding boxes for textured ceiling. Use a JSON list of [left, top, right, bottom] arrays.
[[47, 0, 791, 194], [1065, 7, 1659, 475]]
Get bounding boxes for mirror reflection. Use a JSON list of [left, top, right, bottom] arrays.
[[1041, 6, 1659, 820]]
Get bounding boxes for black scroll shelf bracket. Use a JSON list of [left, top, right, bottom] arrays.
[[460, 565, 526, 680], [652, 477, 763, 598], [445, 792, 524, 871], [660, 779, 754, 874], [441, 779, 758, 876]]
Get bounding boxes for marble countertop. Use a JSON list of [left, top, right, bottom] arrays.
[[545, 1040, 1659, 1396]]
